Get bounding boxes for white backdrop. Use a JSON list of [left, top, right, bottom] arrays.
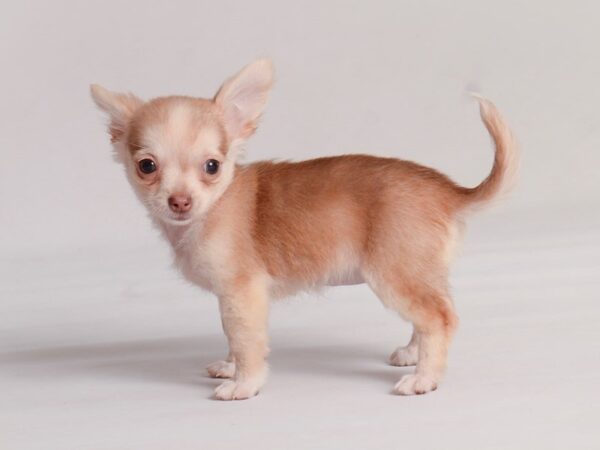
[[1, 0, 598, 255], [2, 2, 600, 450]]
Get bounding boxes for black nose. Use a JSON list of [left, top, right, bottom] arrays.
[[168, 194, 192, 213]]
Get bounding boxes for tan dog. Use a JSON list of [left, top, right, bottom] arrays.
[[91, 59, 517, 400]]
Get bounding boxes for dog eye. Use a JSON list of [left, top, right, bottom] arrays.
[[138, 159, 157, 174], [204, 159, 220, 175]]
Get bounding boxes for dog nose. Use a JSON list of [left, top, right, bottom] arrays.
[[168, 194, 192, 213]]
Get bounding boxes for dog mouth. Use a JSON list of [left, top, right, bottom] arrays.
[[163, 213, 193, 226]]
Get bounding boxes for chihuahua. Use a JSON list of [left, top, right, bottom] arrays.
[[91, 59, 517, 400]]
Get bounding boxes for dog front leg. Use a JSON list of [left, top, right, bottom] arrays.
[[213, 278, 269, 401]]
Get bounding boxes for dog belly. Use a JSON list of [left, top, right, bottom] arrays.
[[325, 270, 365, 286]]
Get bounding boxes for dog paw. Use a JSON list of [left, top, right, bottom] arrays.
[[214, 378, 262, 401], [393, 374, 438, 395], [389, 346, 418, 367], [207, 360, 236, 379]]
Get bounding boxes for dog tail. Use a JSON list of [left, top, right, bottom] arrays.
[[457, 94, 519, 210]]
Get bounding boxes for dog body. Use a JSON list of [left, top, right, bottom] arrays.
[[91, 60, 517, 400]]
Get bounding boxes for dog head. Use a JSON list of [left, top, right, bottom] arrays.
[[91, 59, 273, 226]]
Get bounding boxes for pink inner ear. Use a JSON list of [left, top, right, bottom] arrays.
[[108, 113, 134, 143], [222, 103, 258, 140], [108, 117, 128, 143], [221, 103, 243, 139], [215, 61, 273, 141], [92, 87, 143, 143]]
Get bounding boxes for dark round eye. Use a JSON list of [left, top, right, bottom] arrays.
[[204, 159, 220, 175], [138, 158, 157, 174]]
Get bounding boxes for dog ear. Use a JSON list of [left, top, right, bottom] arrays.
[[90, 85, 143, 143], [214, 59, 274, 143]]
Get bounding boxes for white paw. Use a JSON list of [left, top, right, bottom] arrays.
[[214, 378, 262, 401], [389, 346, 418, 367], [206, 360, 236, 379], [393, 374, 438, 395]]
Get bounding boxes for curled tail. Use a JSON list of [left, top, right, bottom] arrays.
[[459, 95, 519, 209]]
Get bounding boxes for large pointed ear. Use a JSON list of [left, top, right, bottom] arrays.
[[214, 59, 274, 142], [90, 84, 143, 143]]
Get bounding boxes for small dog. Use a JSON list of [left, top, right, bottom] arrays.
[[91, 59, 517, 400]]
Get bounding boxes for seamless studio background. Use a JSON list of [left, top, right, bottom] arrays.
[[1, 1, 599, 449]]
